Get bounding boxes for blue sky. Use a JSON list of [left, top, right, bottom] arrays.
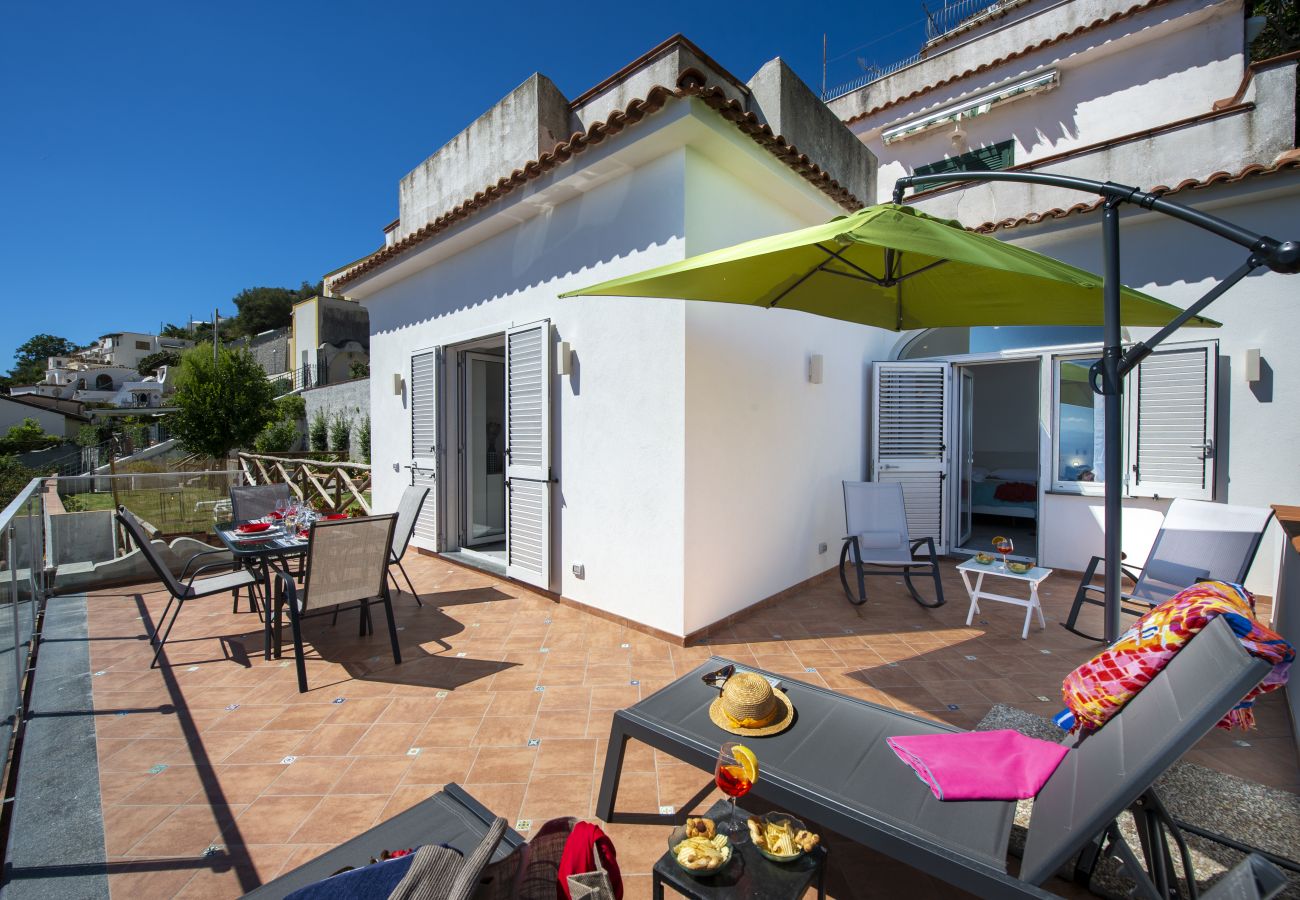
[[0, 1, 927, 366]]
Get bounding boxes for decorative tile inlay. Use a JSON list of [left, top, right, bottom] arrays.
[[148, 764, 167, 775], [527, 738, 541, 747], [659, 805, 675, 815], [280, 756, 297, 765]]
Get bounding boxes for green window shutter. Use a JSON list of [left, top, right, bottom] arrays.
[[915, 140, 1015, 177]]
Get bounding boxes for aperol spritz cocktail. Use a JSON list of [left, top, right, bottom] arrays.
[[715, 742, 758, 842], [993, 534, 1015, 568]]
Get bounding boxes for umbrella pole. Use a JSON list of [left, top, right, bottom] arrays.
[[1101, 200, 1125, 644]]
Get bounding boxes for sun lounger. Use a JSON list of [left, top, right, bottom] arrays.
[[596, 617, 1270, 899], [241, 784, 526, 898]]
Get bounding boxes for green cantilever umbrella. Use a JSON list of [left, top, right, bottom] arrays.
[[558, 203, 1216, 329], [560, 200, 1220, 643]]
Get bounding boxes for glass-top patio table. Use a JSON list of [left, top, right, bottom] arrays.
[[213, 519, 311, 660], [596, 658, 1058, 898]]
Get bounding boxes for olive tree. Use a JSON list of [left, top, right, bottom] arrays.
[[167, 346, 277, 459]]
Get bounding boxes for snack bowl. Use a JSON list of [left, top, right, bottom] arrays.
[[754, 812, 807, 863], [973, 552, 994, 565], [1006, 561, 1032, 574], [668, 822, 731, 876]]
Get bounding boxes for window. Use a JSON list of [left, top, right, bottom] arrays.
[[1053, 357, 1105, 491], [915, 140, 1015, 178], [135, 340, 150, 351], [898, 325, 1102, 359]]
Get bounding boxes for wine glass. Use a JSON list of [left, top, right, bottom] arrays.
[[714, 742, 757, 843], [272, 497, 287, 523], [994, 535, 1014, 568]]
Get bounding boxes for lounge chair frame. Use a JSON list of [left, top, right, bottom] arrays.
[[1062, 498, 1273, 641], [596, 618, 1269, 899]]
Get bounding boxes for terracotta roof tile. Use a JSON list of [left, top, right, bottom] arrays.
[[972, 157, 1300, 233], [841, 0, 1171, 127], [331, 80, 863, 290]]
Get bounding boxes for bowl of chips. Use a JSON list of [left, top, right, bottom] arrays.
[[1007, 561, 1032, 574], [748, 813, 820, 863], [668, 818, 731, 875], [973, 552, 995, 565]]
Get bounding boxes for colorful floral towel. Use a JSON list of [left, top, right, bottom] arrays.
[[1058, 581, 1293, 733], [886, 729, 1069, 801]]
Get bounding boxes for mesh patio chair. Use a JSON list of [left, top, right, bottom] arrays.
[[229, 483, 292, 522], [229, 482, 298, 612], [115, 506, 261, 669], [1063, 498, 1274, 641], [388, 484, 429, 607], [270, 514, 401, 693], [838, 481, 945, 609]]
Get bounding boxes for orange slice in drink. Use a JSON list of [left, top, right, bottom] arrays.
[[732, 744, 759, 783]]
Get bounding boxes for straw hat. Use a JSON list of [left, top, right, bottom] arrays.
[[708, 672, 794, 737]]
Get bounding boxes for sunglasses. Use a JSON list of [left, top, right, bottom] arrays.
[[701, 664, 735, 689]]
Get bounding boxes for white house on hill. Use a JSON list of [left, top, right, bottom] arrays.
[[328, 35, 883, 641]]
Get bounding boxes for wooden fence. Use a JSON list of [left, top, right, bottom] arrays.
[[236, 452, 372, 514]]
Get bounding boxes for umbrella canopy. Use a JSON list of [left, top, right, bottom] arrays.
[[559, 203, 1216, 331]]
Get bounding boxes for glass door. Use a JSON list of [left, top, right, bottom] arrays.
[[462, 352, 506, 547], [957, 367, 974, 548]]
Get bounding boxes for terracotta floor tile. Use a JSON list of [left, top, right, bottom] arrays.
[[530, 709, 589, 741], [294, 723, 369, 757], [473, 715, 535, 747], [402, 746, 479, 786], [323, 697, 393, 726], [231, 794, 323, 846], [349, 722, 424, 756], [522, 772, 593, 821], [125, 803, 243, 858], [485, 690, 543, 717], [261, 705, 334, 731], [101, 804, 177, 856], [330, 756, 415, 795], [204, 764, 292, 804], [533, 738, 596, 775], [431, 692, 494, 718], [289, 794, 389, 844], [224, 729, 311, 765], [412, 716, 483, 748], [465, 746, 537, 783], [263, 756, 351, 796]]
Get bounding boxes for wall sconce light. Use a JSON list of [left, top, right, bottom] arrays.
[[556, 341, 572, 376], [1244, 348, 1261, 383], [808, 354, 824, 384], [392, 373, 404, 395]]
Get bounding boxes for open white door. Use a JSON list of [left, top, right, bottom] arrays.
[[409, 348, 441, 552], [957, 367, 975, 548], [504, 321, 551, 589], [871, 361, 949, 552]]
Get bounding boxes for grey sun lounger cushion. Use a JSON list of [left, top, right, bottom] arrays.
[[241, 784, 525, 899], [598, 616, 1269, 898]]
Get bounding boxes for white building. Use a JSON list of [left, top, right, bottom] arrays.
[[11, 357, 172, 409], [328, 36, 883, 641], [75, 331, 193, 370], [826, 0, 1299, 592]]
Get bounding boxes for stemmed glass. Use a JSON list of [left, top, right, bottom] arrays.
[[272, 497, 287, 523], [714, 742, 757, 843], [994, 535, 1015, 569]]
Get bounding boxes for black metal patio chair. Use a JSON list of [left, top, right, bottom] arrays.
[[115, 506, 261, 669]]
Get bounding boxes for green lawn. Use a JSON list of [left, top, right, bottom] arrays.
[[63, 481, 232, 536]]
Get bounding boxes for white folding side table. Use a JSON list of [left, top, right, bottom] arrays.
[[957, 559, 1052, 639]]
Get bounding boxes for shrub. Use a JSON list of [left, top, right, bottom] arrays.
[[276, 394, 305, 422], [356, 416, 371, 464], [328, 413, 351, 455], [0, 419, 62, 454], [309, 411, 329, 452], [254, 418, 298, 454], [349, 361, 370, 380], [0, 456, 38, 508], [167, 346, 277, 458]]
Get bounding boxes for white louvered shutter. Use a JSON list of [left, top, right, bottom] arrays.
[[505, 322, 551, 589], [871, 361, 949, 550], [409, 349, 440, 550], [1128, 340, 1216, 500]]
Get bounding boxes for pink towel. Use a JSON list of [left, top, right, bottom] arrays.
[[886, 730, 1069, 801]]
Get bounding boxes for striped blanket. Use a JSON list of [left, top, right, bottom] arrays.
[[1058, 581, 1293, 733]]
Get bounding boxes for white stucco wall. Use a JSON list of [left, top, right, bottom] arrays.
[[679, 149, 895, 633], [0, 398, 69, 438], [1009, 175, 1300, 593], [360, 148, 691, 636]]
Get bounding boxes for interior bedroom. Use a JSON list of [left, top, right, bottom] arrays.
[[958, 359, 1041, 560]]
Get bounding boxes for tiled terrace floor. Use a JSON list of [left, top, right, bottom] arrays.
[[70, 554, 1297, 898]]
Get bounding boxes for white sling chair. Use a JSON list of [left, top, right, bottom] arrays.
[[839, 481, 945, 609]]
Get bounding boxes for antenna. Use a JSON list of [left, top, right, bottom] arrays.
[[821, 33, 827, 98]]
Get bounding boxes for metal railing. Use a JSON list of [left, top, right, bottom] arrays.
[[924, 0, 1005, 40], [237, 451, 372, 514], [0, 478, 47, 800]]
